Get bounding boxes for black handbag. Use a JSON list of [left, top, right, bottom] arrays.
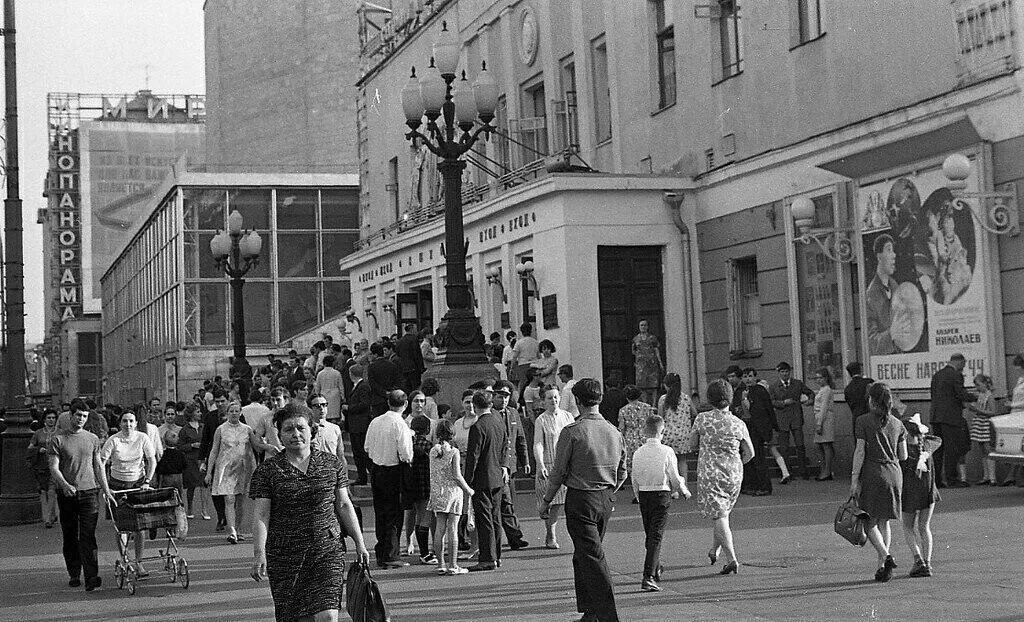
[[834, 495, 869, 547], [345, 561, 390, 622]]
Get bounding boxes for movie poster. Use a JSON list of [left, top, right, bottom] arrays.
[[859, 164, 989, 389]]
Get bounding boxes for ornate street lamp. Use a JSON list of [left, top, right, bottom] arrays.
[[400, 20, 498, 363], [210, 209, 263, 370], [791, 197, 856, 263], [942, 153, 1020, 236]]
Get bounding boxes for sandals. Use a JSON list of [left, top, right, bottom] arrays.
[[227, 534, 238, 544]]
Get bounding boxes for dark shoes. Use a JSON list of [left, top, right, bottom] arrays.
[[750, 490, 771, 496], [84, 577, 101, 592], [719, 561, 738, 575], [946, 480, 970, 488], [780, 475, 792, 485], [815, 474, 834, 481], [467, 563, 498, 572], [909, 560, 933, 577], [376, 559, 410, 569], [875, 555, 897, 582], [640, 576, 662, 592], [68, 577, 81, 588], [509, 539, 530, 550]]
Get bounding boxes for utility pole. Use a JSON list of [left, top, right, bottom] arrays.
[[3, 0, 24, 406]]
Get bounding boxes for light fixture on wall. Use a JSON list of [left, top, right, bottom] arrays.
[[484, 266, 507, 302], [791, 197, 855, 263], [363, 307, 377, 326], [942, 153, 1020, 236], [516, 260, 539, 297], [382, 297, 397, 320]]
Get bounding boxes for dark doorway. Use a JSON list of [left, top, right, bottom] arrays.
[[597, 246, 665, 386], [397, 289, 434, 332]]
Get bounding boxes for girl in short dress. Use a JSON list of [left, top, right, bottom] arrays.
[[967, 374, 997, 485], [900, 413, 941, 577], [429, 419, 474, 575]]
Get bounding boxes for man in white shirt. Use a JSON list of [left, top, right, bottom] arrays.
[[308, 393, 345, 461], [630, 414, 689, 593], [243, 389, 280, 459], [364, 389, 414, 569], [510, 324, 539, 398], [558, 365, 579, 418]]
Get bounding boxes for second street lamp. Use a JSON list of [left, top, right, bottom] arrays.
[[210, 209, 262, 374], [400, 20, 498, 364]]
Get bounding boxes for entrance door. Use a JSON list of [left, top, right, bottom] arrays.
[[396, 290, 434, 332], [597, 246, 665, 386]]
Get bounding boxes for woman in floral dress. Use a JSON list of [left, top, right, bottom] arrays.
[[658, 373, 694, 483], [688, 379, 754, 575], [632, 320, 664, 405], [618, 385, 655, 502]]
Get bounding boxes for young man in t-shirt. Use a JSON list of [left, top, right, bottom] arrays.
[[49, 400, 114, 591]]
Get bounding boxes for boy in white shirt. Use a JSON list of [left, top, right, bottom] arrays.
[[631, 414, 690, 592]]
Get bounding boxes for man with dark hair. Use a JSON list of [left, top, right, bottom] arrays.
[[367, 341, 404, 418], [866, 233, 908, 355], [541, 378, 627, 622], [395, 322, 425, 392], [486, 331, 503, 360], [491, 380, 530, 550], [464, 389, 508, 572], [346, 364, 372, 485], [559, 365, 579, 417], [740, 368, 775, 495], [49, 401, 114, 591], [364, 389, 413, 568], [769, 362, 815, 480], [844, 362, 874, 441], [930, 353, 977, 487], [510, 323, 539, 398], [599, 375, 628, 427]]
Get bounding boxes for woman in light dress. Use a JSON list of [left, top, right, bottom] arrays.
[[632, 320, 664, 405], [205, 400, 258, 544], [533, 385, 574, 549], [687, 379, 754, 575], [812, 367, 836, 481], [658, 373, 694, 484], [314, 355, 344, 423], [619, 385, 655, 503]]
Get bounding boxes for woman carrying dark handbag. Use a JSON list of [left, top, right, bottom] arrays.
[[899, 413, 941, 578], [833, 496, 869, 546], [849, 383, 907, 582]]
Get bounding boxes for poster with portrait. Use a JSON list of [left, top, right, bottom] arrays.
[[859, 164, 989, 389]]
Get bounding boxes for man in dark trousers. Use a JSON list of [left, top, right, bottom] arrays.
[[364, 390, 414, 568], [740, 368, 776, 494], [366, 342, 404, 418], [540, 379, 627, 622], [491, 380, 531, 549], [844, 362, 874, 441], [929, 353, 977, 487], [464, 390, 509, 572], [345, 363, 372, 486], [395, 323, 425, 392], [769, 362, 815, 479]]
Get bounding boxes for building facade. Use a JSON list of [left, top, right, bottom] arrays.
[[203, 0, 362, 174], [348, 0, 1024, 473], [100, 168, 358, 405], [41, 91, 206, 402]]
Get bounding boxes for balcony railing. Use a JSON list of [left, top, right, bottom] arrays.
[[952, 0, 1018, 84]]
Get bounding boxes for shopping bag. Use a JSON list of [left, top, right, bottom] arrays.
[[345, 561, 390, 622], [834, 495, 869, 546], [174, 505, 189, 540]]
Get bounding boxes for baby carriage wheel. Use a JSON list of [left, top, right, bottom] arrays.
[[114, 560, 126, 589], [176, 558, 190, 589], [126, 565, 137, 595]]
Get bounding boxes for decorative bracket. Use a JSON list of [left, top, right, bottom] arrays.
[[796, 227, 856, 263], [950, 183, 1020, 237]]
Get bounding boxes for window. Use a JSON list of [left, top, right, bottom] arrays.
[[717, 0, 743, 80], [590, 35, 612, 143], [793, 0, 823, 45], [654, 1, 676, 108], [953, 0, 1018, 83], [77, 332, 102, 396], [558, 55, 580, 149], [513, 78, 548, 166], [728, 257, 761, 355], [388, 156, 400, 221]]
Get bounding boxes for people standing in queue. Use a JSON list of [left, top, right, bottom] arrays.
[[364, 389, 414, 569], [850, 382, 907, 582], [540, 379, 627, 622]]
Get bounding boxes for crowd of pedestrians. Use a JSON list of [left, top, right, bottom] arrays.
[[27, 313, 1024, 622]]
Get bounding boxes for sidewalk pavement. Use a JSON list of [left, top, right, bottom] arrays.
[[1, 478, 1022, 621]]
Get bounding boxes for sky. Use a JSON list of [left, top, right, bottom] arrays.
[[15, 1, 206, 343]]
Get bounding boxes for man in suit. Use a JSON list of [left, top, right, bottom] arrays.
[[844, 362, 874, 442], [395, 323, 425, 392], [769, 362, 815, 480], [929, 353, 977, 487], [741, 368, 776, 495], [464, 389, 509, 572], [366, 342, 404, 418], [345, 364, 372, 486], [491, 380, 531, 549]]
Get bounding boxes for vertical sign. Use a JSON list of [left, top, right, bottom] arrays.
[[52, 130, 82, 321], [858, 164, 989, 389]]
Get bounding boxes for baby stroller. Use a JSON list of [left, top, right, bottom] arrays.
[[106, 487, 189, 595]]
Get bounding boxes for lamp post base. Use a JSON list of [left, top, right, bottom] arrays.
[[432, 309, 487, 365], [0, 408, 42, 526]]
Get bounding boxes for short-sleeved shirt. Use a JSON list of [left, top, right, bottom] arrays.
[[100, 432, 156, 482], [49, 429, 101, 491], [511, 336, 539, 365]]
